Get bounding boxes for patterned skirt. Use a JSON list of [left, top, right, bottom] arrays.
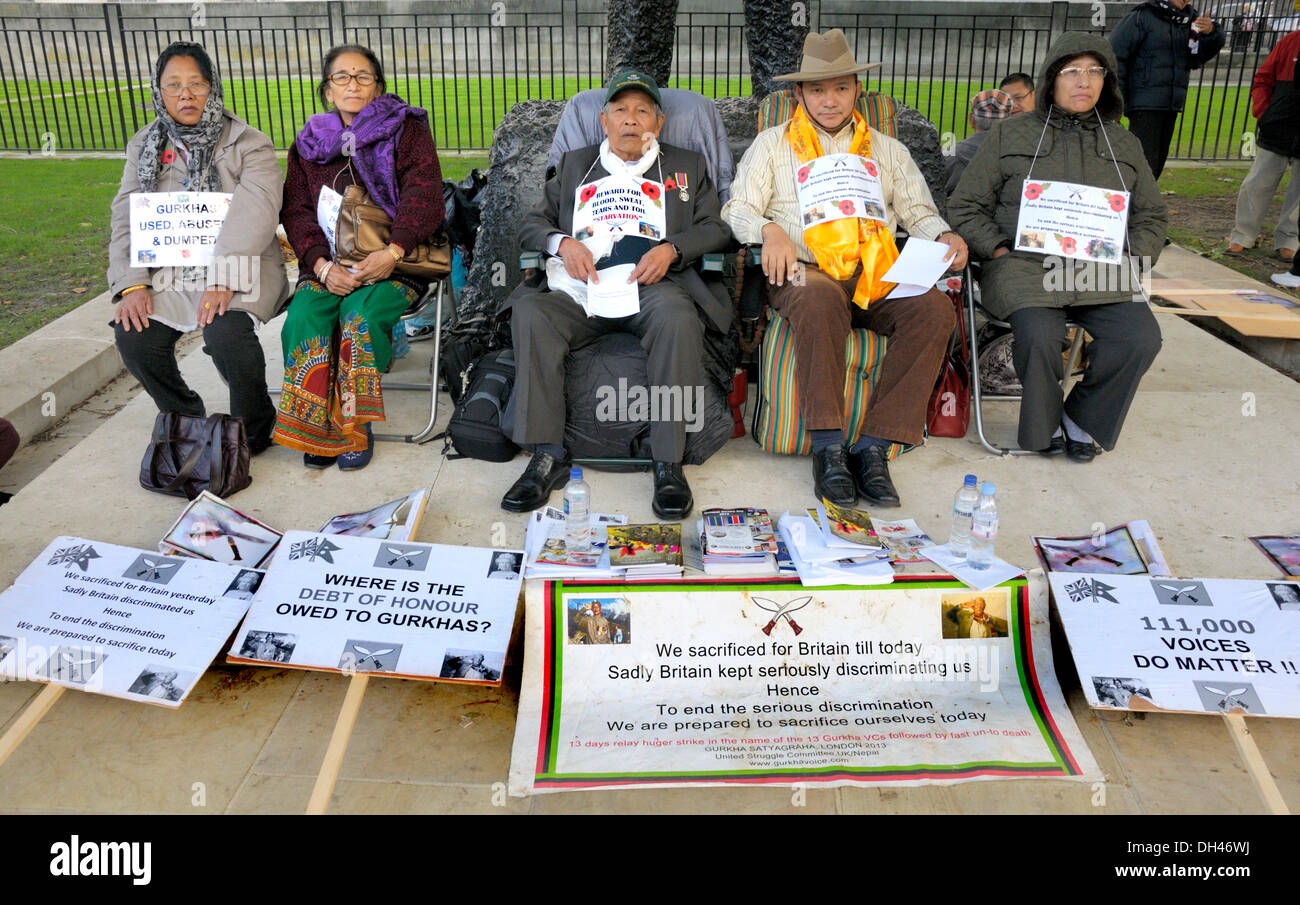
[[272, 279, 417, 455]]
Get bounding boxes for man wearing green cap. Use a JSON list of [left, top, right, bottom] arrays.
[[500, 70, 732, 519]]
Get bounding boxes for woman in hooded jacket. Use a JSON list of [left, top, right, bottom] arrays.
[[948, 32, 1168, 462]]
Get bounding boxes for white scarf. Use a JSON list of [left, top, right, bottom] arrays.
[[546, 137, 660, 307]]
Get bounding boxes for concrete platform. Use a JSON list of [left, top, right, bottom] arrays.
[[0, 289, 1297, 814]]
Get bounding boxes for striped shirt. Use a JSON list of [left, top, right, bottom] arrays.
[[722, 119, 951, 264]]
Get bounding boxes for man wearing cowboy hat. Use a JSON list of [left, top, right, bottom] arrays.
[[723, 29, 965, 508]]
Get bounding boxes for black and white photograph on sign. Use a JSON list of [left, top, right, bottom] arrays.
[[372, 543, 431, 571], [160, 490, 282, 567], [340, 639, 403, 672], [940, 590, 1009, 639], [439, 649, 502, 681], [237, 630, 297, 663], [222, 569, 264, 601], [1092, 676, 1152, 709], [1034, 525, 1147, 575], [567, 596, 631, 645], [126, 665, 195, 702], [1267, 582, 1300, 611], [37, 646, 106, 685], [486, 550, 522, 580], [122, 553, 183, 585], [1150, 580, 1213, 607], [1193, 680, 1266, 715], [0, 635, 16, 662]]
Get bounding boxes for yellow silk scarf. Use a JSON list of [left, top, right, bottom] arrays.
[[786, 105, 899, 308]]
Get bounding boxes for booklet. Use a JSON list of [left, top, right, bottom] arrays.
[[811, 500, 887, 551], [319, 487, 430, 543], [608, 524, 683, 567], [159, 491, 282, 568], [1249, 534, 1300, 577], [869, 517, 935, 563]]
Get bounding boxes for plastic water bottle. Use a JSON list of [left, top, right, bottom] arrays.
[[564, 467, 591, 554], [968, 483, 999, 569], [948, 474, 980, 559]]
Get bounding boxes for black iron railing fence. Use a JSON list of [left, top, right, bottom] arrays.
[[1, 0, 1294, 158]]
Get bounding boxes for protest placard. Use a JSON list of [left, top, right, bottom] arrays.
[[508, 574, 1098, 793], [129, 191, 232, 268], [227, 532, 523, 685], [1050, 572, 1300, 717], [1014, 179, 1128, 263], [795, 153, 886, 227], [0, 536, 257, 707]]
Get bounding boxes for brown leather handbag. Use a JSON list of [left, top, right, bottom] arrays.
[[139, 412, 251, 500], [335, 184, 452, 280], [927, 278, 972, 439]]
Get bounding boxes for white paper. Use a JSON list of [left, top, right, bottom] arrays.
[[129, 191, 232, 268], [919, 543, 1025, 591], [1014, 178, 1130, 263], [882, 237, 954, 292], [794, 153, 886, 226], [778, 515, 895, 585], [585, 264, 640, 318], [317, 185, 344, 259], [228, 532, 524, 684], [1050, 572, 1300, 717], [0, 537, 256, 707]]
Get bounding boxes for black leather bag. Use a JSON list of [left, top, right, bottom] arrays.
[[139, 412, 252, 500]]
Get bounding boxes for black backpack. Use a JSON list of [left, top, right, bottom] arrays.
[[442, 348, 519, 461]]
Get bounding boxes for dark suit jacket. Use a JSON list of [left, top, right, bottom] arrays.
[[507, 142, 733, 332]]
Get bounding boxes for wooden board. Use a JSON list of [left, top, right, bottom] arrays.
[[1149, 277, 1300, 339]]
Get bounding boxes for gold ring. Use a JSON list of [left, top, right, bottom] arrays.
[[204, 303, 212, 309]]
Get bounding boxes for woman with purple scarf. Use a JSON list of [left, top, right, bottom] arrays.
[[275, 44, 444, 469]]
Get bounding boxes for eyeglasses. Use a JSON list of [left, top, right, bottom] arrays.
[[1059, 66, 1107, 82], [159, 82, 211, 98], [329, 72, 376, 87]]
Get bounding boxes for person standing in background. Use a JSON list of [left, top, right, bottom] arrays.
[[1110, 0, 1225, 179]]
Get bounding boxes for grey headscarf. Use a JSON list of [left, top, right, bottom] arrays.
[[136, 42, 227, 193]]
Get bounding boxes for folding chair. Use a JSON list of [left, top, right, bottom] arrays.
[[966, 276, 1086, 456], [373, 274, 451, 444]]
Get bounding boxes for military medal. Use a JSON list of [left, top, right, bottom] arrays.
[[676, 171, 689, 201]]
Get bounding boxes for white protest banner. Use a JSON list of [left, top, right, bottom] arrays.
[[316, 185, 344, 259], [795, 153, 886, 229], [129, 191, 232, 268], [1014, 179, 1129, 263], [572, 173, 667, 244], [0, 536, 257, 708], [1050, 572, 1300, 717], [509, 573, 1098, 794], [227, 532, 523, 685]]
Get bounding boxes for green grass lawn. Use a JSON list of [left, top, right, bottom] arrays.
[[0, 153, 488, 350], [3, 75, 1257, 160]]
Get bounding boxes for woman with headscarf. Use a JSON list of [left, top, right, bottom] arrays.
[[274, 44, 444, 470], [108, 42, 289, 454], [949, 33, 1168, 462]]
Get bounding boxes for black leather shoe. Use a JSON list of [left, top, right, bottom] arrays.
[[1065, 437, 1098, 463], [501, 450, 571, 512], [850, 445, 901, 508], [812, 445, 856, 506], [1038, 433, 1066, 458], [652, 461, 693, 520]]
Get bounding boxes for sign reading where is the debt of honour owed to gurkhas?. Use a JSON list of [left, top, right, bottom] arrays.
[[129, 191, 232, 268], [0, 537, 258, 707], [1014, 179, 1129, 264], [227, 532, 524, 685], [508, 575, 1099, 793], [1050, 572, 1300, 717]]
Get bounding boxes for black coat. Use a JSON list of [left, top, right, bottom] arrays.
[[508, 142, 733, 331], [1109, 1, 1226, 112]]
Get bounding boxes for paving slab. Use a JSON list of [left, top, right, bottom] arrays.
[[0, 283, 1297, 814]]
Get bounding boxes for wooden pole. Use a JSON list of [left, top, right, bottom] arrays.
[[0, 684, 66, 769], [305, 672, 370, 815], [1222, 713, 1290, 815]]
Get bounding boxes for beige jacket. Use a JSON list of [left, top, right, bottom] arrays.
[[108, 111, 290, 327], [722, 119, 950, 264]]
